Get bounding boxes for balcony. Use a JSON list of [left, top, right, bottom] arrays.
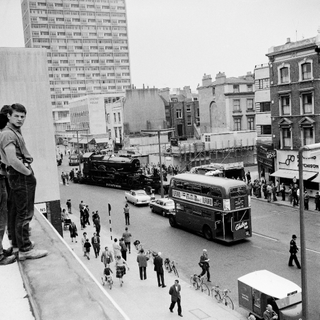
[[232, 109, 242, 114]]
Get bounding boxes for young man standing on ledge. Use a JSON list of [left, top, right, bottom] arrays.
[[0, 103, 48, 260]]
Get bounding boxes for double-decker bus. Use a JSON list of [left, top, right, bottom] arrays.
[[168, 173, 252, 243]]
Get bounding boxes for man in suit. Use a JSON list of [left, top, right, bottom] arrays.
[[288, 234, 301, 269], [153, 252, 166, 288], [169, 279, 182, 317]]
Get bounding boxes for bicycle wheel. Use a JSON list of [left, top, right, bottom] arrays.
[[223, 296, 234, 309], [190, 276, 198, 289], [200, 283, 210, 296], [211, 289, 222, 301]]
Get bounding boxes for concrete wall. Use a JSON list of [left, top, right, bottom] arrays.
[[0, 48, 61, 233], [123, 88, 166, 133]]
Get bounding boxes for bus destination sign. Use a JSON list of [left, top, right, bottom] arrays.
[[172, 189, 215, 207]]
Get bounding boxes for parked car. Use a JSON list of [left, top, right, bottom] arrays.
[[150, 198, 175, 217], [125, 190, 151, 206], [69, 154, 79, 166]]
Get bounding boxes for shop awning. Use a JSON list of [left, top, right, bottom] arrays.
[[310, 173, 320, 183], [92, 138, 110, 144], [69, 138, 78, 143], [271, 169, 317, 181]]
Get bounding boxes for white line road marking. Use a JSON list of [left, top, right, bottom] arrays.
[[252, 232, 278, 242]]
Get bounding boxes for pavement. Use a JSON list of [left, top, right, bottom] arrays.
[[1, 205, 247, 320]]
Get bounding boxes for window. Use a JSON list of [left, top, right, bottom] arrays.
[[204, 135, 210, 142], [233, 85, 239, 93], [176, 109, 182, 119], [247, 85, 252, 92], [302, 127, 313, 146], [301, 93, 313, 114], [260, 102, 271, 112], [261, 125, 271, 135], [186, 104, 191, 112], [281, 127, 292, 148], [233, 99, 241, 112], [301, 62, 312, 80], [247, 99, 253, 110], [187, 114, 192, 126], [114, 127, 117, 138], [234, 118, 241, 131], [280, 95, 290, 115], [278, 64, 290, 84], [247, 117, 254, 130], [113, 113, 116, 123], [118, 112, 121, 123]]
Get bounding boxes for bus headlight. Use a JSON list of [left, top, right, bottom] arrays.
[[223, 199, 230, 211]]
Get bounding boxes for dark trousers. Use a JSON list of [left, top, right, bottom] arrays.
[[281, 190, 285, 201], [170, 298, 182, 315], [95, 223, 101, 236], [156, 271, 165, 286], [200, 266, 210, 281], [0, 178, 8, 254], [125, 241, 131, 253], [304, 202, 309, 210], [288, 253, 301, 268], [93, 244, 100, 257], [125, 213, 130, 225], [139, 266, 147, 280], [121, 250, 127, 261], [7, 168, 36, 252]]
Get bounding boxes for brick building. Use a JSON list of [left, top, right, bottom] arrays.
[[267, 32, 320, 194]]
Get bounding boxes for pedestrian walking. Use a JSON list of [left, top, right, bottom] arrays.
[[93, 211, 101, 236], [245, 171, 251, 183], [315, 192, 320, 210], [288, 234, 301, 269], [66, 199, 72, 214], [153, 252, 166, 288], [91, 232, 100, 258], [280, 183, 286, 201], [84, 205, 90, 226], [115, 255, 129, 286], [61, 172, 66, 185], [68, 221, 78, 243], [124, 203, 130, 225], [137, 249, 149, 280], [119, 238, 127, 261], [84, 239, 91, 260], [272, 183, 277, 201], [304, 191, 309, 210], [113, 238, 121, 258], [169, 279, 183, 317], [101, 246, 113, 267], [122, 227, 132, 254], [266, 184, 272, 203], [0, 103, 47, 260], [198, 249, 211, 282], [81, 232, 87, 257]]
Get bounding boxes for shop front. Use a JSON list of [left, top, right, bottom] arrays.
[[271, 150, 319, 197], [257, 143, 275, 182]]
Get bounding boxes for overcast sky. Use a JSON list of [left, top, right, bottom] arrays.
[[1, 0, 320, 90]]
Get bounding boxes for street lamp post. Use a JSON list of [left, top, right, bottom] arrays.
[[298, 142, 320, 320], [66, 128, 88, 172], [141, 128, 174, 198]]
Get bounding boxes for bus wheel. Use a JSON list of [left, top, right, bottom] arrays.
[[203, 225, 212, 240], [169, 216, 177, 227]]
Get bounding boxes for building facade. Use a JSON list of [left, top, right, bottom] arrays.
[[267, 33, 320, 194], [254, 63, 275, 180], [20, 0, 131, 132], [68, 92, 125, 149], [161, 86, 200, 140], [197, 72, 255, 134]]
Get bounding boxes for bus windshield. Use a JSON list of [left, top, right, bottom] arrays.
[[168, 173, 252, 243]]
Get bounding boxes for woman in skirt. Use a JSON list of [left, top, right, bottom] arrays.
[[115, 255, 129, 286]]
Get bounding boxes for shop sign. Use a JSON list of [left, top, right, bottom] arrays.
[[277, 150, 319, 171]]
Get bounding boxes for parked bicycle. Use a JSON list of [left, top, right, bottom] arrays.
[[211, 285, 234, 309], [164, 257, 179, 277], [190, 274, 210, 296]]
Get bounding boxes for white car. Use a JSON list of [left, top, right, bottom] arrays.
[[150, 198, 175, 217], [125, 190, 151, 206]]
